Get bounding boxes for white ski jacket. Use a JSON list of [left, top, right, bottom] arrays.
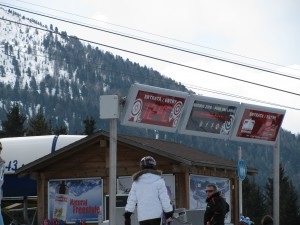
[[125, 169, 173, 222]]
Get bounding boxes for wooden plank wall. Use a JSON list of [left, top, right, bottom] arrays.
[[35, 139, 238, 224]]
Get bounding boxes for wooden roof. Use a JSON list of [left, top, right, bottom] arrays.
[[16, 131, 257, 176]]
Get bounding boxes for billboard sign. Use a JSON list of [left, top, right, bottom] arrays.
[[231, 103, 285, 145], [48, 178, 103, 223], [189, 174, 231, 223], [120, 83, 188, 132], [178, 95, 240, 139]]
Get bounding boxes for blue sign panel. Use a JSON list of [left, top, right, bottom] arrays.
[[237, 160, 247, 180]]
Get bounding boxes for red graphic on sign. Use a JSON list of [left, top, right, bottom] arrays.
[[235, 109, 284, 141], [128, 90, 185, 128]]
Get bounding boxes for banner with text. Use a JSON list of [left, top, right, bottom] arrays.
[[231, 103, 285, 145], [48, 178, 103, 223], [120, 83, 188, 132], [178, 95, 240, 139], [189, 174, 231, 223]]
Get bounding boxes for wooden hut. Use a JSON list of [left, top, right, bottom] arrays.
[[16, 131, 256, 225]]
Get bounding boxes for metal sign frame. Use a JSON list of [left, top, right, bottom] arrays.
[[120, 83, 189, 132], [178, 95, 240, 139], [107, 83, 286, 225], [230, 103, 285, 145]]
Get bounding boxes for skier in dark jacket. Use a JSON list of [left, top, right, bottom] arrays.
[[204, 184, 229, 225]]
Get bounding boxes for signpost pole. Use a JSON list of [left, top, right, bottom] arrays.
[[100, 95, 119, 225], [109, 118, 117, 225], [238, 146, 243, 218], [273, 131, 280, 225]]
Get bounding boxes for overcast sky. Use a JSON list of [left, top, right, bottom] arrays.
[[2, 0, 300, 135]]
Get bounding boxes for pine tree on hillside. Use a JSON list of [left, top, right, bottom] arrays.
[[27, 111, 52, 136], [83, 116, 96, 135], [1, 104, 27, 137], [11, 56, 21, 77], [53, 125, 68, 135], [242, 177, 266, 224], [265, 165, 300, 225]]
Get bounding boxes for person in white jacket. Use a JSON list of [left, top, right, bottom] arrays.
[[124, 156, 173, 225], [0, 142, 5, 225]]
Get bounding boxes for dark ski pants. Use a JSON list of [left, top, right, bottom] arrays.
[[139, 218, 161, 225]]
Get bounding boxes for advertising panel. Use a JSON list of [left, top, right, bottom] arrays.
[[189, 174, 231, 223], [231, 103, 285, 145], [120, 83, 188, 132], [178, 95, 240, 139], [117, 174, 176, 205], [48, 177, 103, 223]]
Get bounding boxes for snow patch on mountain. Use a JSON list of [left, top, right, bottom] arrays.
[[0, 7, 68, 96]]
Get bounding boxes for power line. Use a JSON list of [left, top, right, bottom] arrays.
[[9, 0, 300, 75], [1, 16, 300, 98], [186, 85, 300, 110], [1, 3, 300, 82], [3, 44, 300, 111], [0, 12, 300, 110]]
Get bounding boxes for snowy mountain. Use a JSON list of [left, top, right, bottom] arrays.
[[1, 7, 52, 88], [0, 7, 187, 133], [0, 7, 86, 132]]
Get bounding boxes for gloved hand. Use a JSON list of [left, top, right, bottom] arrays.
[[123, 211, 132, 225], [164, 211, 173, 223]]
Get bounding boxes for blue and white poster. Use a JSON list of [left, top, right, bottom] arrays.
[[48, 177, 103, 223], [189, 175, 231, 223]]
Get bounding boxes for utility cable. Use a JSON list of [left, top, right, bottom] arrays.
[[1, 35, 300, 111], [12, 0, 300, 75], [1, 16, 300, 99], [6, 1, 300, 76], [186, 85, 300, 110], [1, 3, 300, 82]]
